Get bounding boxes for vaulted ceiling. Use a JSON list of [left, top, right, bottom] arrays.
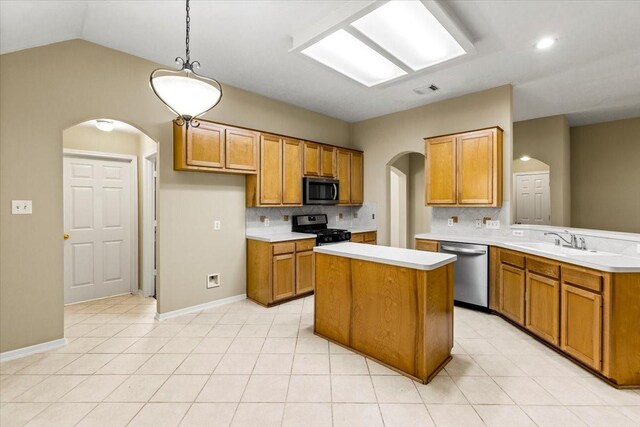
[[1, 1, 639, 125]]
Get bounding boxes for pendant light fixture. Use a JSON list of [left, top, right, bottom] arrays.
[[150, 0, 222, 127]]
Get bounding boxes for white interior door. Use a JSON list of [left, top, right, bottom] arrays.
[[515, 172, 550, 225], [64, 155, 133, 303]]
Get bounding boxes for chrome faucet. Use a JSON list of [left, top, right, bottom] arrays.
[[544, 230, 587, 250]]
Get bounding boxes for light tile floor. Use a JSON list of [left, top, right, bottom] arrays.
[[1, 293, 639, 426]]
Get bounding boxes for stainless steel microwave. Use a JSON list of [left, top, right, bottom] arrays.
[[303, 177, 339, 205]]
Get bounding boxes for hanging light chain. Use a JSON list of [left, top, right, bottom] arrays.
[[185, 0, 190, 64]]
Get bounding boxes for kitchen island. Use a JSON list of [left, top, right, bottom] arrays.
[[313, 242, 457, 384]]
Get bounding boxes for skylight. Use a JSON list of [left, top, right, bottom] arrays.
[[351, 0, 466, 71], [301, 29, 407, 87]]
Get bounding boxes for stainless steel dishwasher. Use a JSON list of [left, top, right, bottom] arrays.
[[439, 241, 489, 310]]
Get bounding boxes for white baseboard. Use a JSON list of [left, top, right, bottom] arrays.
[[0, 338, 67, 363], [155, 293, 247, 321]]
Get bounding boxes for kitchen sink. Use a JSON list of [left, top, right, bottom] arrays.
[[508, 242, 607, 257]]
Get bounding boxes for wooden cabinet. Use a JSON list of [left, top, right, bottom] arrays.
[[526, 272, 560, 345], [415, 239, 440, 252], [174, 121, 258, 174], [247, 238, 316, 306], [500, 263, 526, 325], [425, 127, 502, 206], [336, 149, 364, 206], [351, 231, 377, 244], [247, 135, 303, 207], [320, 145, 336, 178], [303, 142, 321, 176]]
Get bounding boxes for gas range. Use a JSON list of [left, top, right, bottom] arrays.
[[292, 214, 351, 246]]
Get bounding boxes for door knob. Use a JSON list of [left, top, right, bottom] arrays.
[[64, 233, 70, 240]]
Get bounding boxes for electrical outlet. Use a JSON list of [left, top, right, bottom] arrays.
[[475, 219, 482, 229], [264, 218, 270, 227], [447, 218, 454, 227], [214, 220, 221, 230], [486, 220, 501, 229], [283, 215, 289, 221], [11, 200, 32, 215], [512, 230, 524, 237], [335, 215, 340, 222], [372, 214, 375, 220], [338, 213, 343, 219], [207, 273, 220, 289], [353, 212, 358, 219]]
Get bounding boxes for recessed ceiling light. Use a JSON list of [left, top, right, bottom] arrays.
[[95, 120, 115, 132], [520, 155, 531, 162], [536, 37, 556, 49], [352, 0, 466, 71], [301, 29, 407, 87]]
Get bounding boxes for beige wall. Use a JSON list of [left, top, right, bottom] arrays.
[[0, 40, 350, 353], [351, 85, 513, 245], [513, 115, 571, 226], [571, 118, 640, 233], [512, 158, 550, 173]]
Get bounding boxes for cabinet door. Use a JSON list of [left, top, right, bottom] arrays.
[[336, 149, 351, 204], [303, 142, 320, 176], [561, 284, 602, 370], [457, 130, 494, 205], [296, 250, 315, 294], [273, 253, 295, 301], [187, 122, 225, 168], [350, 151, 364, 205], [282, 139, 302, 205], [525, 272, 560, 345], [260, 135, 282, 205], [425, 136, 456, 204], [225, 128, 258, 171], [320, 145, 336, 178], [499, 264, 525, 325]]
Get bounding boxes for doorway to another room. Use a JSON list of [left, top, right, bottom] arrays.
[[63, 119, 158, 304], [513, 157, 551, 225]]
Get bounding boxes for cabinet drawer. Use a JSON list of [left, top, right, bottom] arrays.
[[350, 233, 364, 243], [561, 266, 603, 293], [500, 249, 526, 269], [527, 257, 560, 279], [363, 232, 377, 242], [416, 239, 440, 252], [273, 242, 295, 255], [296, 239, 315, 252]]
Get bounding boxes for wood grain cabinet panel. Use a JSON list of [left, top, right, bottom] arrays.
[[272, 253, 295, 302], [415, 239, 440, 252], [314, 253, 351, 344], [525, 272, 560, 345], [186, 122, 225, 168], [282, 139, 302, 205], [457, 130, 494, 205], [500, 263, 526, 325], [336, 149, 351, 204], [425, 136, 456, 204], [350, 151, 364, 205], [561, 283, 602, 370], [303, 142, 321, 176], [320, 145, 336, 178], [296, 251, 315, 294], [259, 135, 282, 205], [225, 128, 258, 171]]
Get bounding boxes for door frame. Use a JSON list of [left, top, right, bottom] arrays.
[[389, 165, 407, 248], [63, 148, 139, 297], [512, 170, 550, 225], [142, 153, 157, 297]]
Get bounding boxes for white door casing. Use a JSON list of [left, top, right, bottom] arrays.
[[515, 172, 550, 225], [63, 150, 137, 303], [389, 166, 407, 248]]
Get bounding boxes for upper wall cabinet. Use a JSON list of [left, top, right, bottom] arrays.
[[320, 145, 336, 178], [303, 142, 321, 176], [337, 148, 364, 206], [174, 121, 258, 174], [424, 127, 503, 207]]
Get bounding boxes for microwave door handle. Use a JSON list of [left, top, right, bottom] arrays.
[[331, 184, 337, 200]]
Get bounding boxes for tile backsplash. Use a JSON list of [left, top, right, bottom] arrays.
[[246, 203, 377, 234], [431, 203, 511, 236]]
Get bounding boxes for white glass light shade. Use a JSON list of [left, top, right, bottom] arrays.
[[351, 0, 466, 71], [95, 120, 115, 132], [302, 29, 406, 87], [150, 70, 222, 122]]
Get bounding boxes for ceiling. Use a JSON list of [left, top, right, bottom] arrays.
[[1, 1, 639, 126]]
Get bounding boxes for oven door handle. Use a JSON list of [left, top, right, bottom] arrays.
[[331, 183, 338, 200], [440, 245, 486, 255]]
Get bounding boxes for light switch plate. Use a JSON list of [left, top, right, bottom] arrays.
[[12, 200, 32, 215], [214, 220, 221, 230]]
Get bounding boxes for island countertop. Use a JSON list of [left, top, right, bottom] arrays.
[[314, 242, 456, 271]]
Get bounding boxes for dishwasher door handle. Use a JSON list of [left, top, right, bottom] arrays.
[[440, 246, 487, 255]]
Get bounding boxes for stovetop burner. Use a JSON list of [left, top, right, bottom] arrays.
[[291, 214, 351, 245]]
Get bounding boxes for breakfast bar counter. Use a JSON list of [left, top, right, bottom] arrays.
[[313, 243, 457, 383]]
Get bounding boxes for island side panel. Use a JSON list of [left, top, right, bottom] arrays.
[[608, 273, 640, 386], [421, 263, 455, 381], [350, 259, 419, 377], [314, 253, 351, 345]]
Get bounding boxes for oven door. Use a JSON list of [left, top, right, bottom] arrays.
[[303, 178, 339, 205]]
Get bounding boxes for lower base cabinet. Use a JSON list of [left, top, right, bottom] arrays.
[[525, 272, 560, 345], [247, 238, 316, 306], [561, 282, 602, 370], [499, 263, 526, 326]]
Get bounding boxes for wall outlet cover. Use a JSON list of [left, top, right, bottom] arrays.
[[11, 200, 33, 215], [512, 230, 524, 237], [264, 218, 270, 227], [214, 220, 221, 230], [447, 218, 454, 227], [475, 219, 482, 229]]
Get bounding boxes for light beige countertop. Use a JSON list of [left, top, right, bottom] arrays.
[[415, 233, 640, 273], [314, 242, 456, 271], [345, 227, 377, 233]]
